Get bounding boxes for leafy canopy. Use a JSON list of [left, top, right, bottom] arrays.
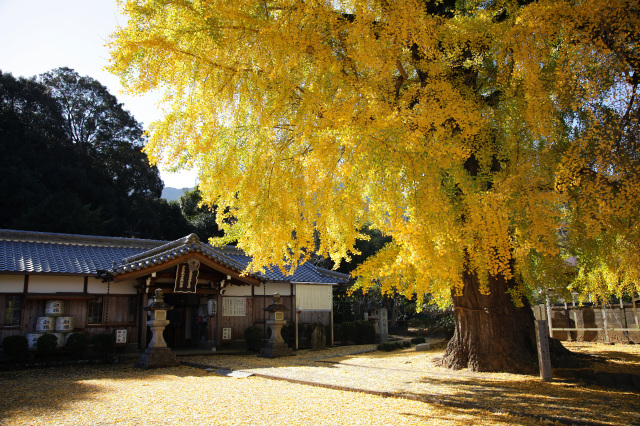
[[109, 0, 640, 305]]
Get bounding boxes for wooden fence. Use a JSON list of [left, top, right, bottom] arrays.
[[533, 298, 640, 343]]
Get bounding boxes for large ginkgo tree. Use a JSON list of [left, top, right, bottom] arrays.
[[109, 0, 640, 373]]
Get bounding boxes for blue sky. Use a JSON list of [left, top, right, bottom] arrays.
[[0, 0, 197, 188]]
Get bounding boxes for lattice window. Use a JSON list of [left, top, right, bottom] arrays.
[[3, 295, 23, 326], [88, 296, 104, 325]]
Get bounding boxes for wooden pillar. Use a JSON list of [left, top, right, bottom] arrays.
[[535, 320, 553, 381], [620, 299, 629, 342], [139, 276, 155, 350], [207, 296, 215, 346], [602, 302, 610, 343], [571, 293, 580, 341], [21, 275, 29, 335], [140, 291, 148, 350], [632, 293, 639, 334], [331, 291, 334, 347], [620, 299, 628, 328], [564, 301, 572, 342], [294, 284, 299, 351], [215, 291, 221, 348], [545, 293, 554, 338]]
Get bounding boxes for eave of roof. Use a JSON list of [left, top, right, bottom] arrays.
[[108, 257, 261, 286], [106, 233, 262, 282], [0, 229, 350, 284]]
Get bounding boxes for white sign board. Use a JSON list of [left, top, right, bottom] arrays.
[[222, 297, 246, 316], [295, 284, 332, 311], [116, 329, 127, 344]]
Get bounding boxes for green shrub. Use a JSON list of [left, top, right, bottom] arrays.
[[410, 336, 426, 345], [91, 333, 115, 358], [299, 323, 309, 346], [65, 333, 89, 359], [304, 322, 325, 342], [437, 314, 455, 333], [377, 341, 404, 352], [281, 323, 293, 342], [402, 340, 411, 348], [354, 320, 375, 344], [281, 322, 308, 348], [2, 335, 28, 361], [333, 323, 343, 343], [325, 323, 343, 345], [37, 333, 58, 356], [407, 317, 436, 330], [244, 326, 263, 351], [341, 321, 357, 343]]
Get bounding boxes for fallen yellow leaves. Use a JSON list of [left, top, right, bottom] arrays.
[[0, 342, 638, 425]]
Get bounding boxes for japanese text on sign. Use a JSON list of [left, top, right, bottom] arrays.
[[222, 297, 246, 316]]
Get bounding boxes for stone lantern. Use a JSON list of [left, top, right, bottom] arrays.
[[260, 293, 293, 358], [136, 288, 180, 368]]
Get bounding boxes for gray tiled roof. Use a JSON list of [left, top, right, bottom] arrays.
[[0, 229, 350, 284], [221, 249, 349, 284], [109, 233, 252, 277], [0, 229, 166, 275]]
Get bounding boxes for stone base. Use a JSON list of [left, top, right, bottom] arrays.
[[259, 342, 294, 358], [415, 342, 433, 351], [135, 347, 180, 369]]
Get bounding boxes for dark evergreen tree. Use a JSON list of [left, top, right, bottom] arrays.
[[179, 186, 224, 240], [0, 71, 107, 234], [0, 69, 183, 239]]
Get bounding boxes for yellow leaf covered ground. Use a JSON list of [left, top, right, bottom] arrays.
[[0, 342, 638, 425]]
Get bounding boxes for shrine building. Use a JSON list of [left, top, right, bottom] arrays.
[[0, 229, 349, 351]]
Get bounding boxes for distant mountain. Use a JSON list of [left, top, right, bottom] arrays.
[[162, 187, 192, 202]]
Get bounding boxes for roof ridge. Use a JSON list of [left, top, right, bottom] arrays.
[[0, 229, 167, 249], [218, 245, 246, 255], [316, 265, 351, 280], [119, 233, 200, 264], [109, 235, 256, 277]]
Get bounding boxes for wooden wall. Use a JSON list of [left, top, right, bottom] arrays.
[[251, 295, 329, 324], [219, 297, 255, 341], [2, 281, 334, 349], [246, 295, 330, 339], [0, 294, 139, 346]]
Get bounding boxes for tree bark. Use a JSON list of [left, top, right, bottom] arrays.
[[439, 269, 538, 374]]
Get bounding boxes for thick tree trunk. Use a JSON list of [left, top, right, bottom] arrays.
[[439, 269, 538, 374]]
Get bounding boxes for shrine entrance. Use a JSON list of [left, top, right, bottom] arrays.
[[105, 234, 263, 352], [162, 293, 218, 349]]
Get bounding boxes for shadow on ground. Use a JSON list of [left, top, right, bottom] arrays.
[[191, 347, 640, 426], [408, 373, 640, 425], [3, 345, 640, 426], [0, 364, 206, 423]]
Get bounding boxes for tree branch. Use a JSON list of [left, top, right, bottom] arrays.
[[394, 60, 408, 99]]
